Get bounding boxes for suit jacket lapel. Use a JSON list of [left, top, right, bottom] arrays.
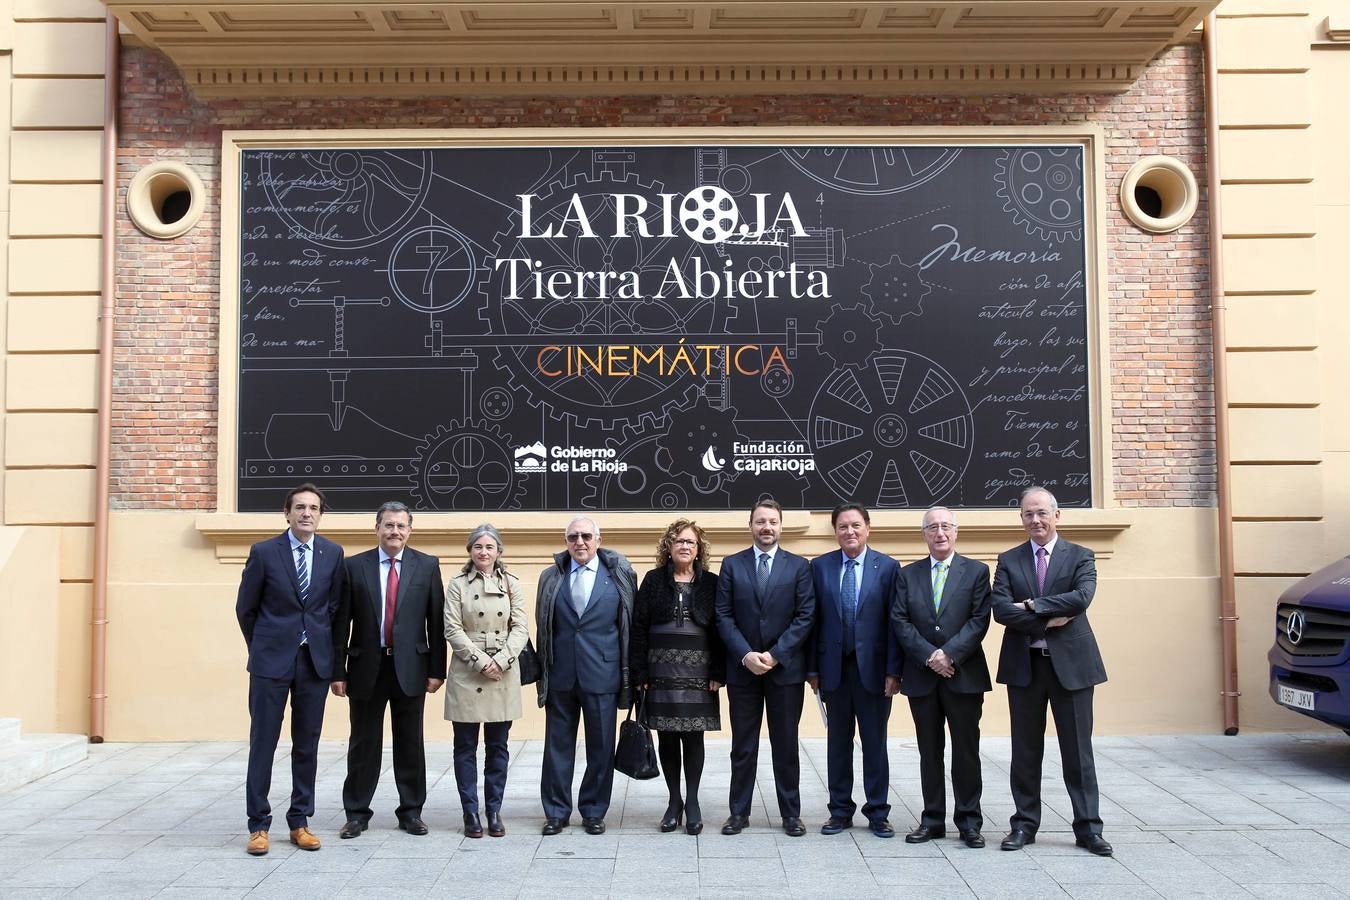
[[856, 550, 881, 618], [277, 534, 304, 605], [1043, 541, 1069, 592], [1018, 543, 1039, 596], [936, 555, 962, 620]]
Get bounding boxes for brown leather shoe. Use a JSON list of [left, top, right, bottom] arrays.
[[246, 830, 269, 856], [289, 826, 321, 851]]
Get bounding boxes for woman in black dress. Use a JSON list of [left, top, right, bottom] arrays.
[[631, 519, 725, 835]]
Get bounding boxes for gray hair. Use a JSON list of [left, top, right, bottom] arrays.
[[375, 500, 412, 526], [921, 506, 958, 528], [462, 523, 506, 575], [1019, 486, 1059, 510], [564, 516, 600, 539]]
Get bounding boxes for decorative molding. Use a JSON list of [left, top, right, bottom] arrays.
[[103, 1, 1218, 97], [1326, 17, 1350, 42], [195, 511, 1133, 565]]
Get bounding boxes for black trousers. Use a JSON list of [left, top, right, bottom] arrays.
[[727, 677, 804, 819], [246, 644, 327, 833], [452, 720, 512, 815], [342, 653, 427, 824], [540, 687, 618, 821], [822, 656, 892, 823], [1007, 653, 1102, 838], [908, 682, 984, 833]]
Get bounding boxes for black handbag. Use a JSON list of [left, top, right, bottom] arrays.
[[516, 638, 542, 686], [613, 692, 660, 780]]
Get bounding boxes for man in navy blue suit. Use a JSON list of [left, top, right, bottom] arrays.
[[716, 499, 816, 837], [809, 503, 902, 838], [236, 483, 346, 856], [534, 515, 637, 836]]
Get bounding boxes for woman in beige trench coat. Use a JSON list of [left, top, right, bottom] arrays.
[[444, 523, 529, 838]]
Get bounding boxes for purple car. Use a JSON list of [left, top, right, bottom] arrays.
[[1269, 556, 1350, 733]]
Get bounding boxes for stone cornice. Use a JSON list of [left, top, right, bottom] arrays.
[[104, 1, 1218, 97]]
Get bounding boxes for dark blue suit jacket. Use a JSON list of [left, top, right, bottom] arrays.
[[236, 531, 345, 681], [716, 546, 816, 685], [809, 548, 902, 694], [550, 561, 624, 695]]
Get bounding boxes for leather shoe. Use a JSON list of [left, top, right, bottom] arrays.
[[869, 819, 896, 838], [583, 817, 606, 835], [1076, 834, 1113, 857], [782, 817, 806, 837], [686, 818, 703, 836], [246, 830, 269, 856], [338, 819, 367, 840], [820, 816, 853, 836], [289, 827, 321, 851], [721, 815, 749, 835], [399, 817, 429, 836], [541, 817, 569, 836], [463, 812, 483, 839], [487, 810, 505, 838], [1000, 829, 1036, 851], [905, 824, 945, 843], [960, 830, 986, 849], [659, 802, 683, 833]]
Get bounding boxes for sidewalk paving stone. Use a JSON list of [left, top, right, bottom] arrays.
[[1, 734, 1349, 897]]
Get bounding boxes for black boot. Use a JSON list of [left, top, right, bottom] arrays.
[[487, 809, 505, 838], [463, 811, 483, 839]]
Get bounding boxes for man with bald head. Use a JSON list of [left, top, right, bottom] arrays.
[[535, 515, 637, 836], [992, 487, 1110, 857]]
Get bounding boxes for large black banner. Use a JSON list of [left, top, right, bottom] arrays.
[[236, 144, 1092, 513]]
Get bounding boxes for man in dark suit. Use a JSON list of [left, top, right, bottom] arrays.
[[236, 483, 346, 856], [331, 501, 446, 839], [535, 516, 637, 836], [892, 506, 992, 848], [809, 502, 901, 838], [716, 499, 816, 837], [992, 486, 1111, 857]]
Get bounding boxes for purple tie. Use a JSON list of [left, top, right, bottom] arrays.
[[1035, 546, 1048, 595]]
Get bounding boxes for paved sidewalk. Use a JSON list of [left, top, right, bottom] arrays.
[[2, 733, 1350, 898]]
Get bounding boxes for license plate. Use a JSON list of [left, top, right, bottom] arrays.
[[1278, 684, 1315, 711]]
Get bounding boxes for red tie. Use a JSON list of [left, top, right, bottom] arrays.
[[383, 557, 398, 647]]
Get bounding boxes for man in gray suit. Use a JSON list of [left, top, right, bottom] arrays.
[[892, 506, 992, 848], [534, 516, 637, 836], [992, 487, 1111, 857]]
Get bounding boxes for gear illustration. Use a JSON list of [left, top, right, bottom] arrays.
[[994, 148, 1084, 243], [582, 417, 730, 511], [258, 149, 434, 250], [656, 397, 741, 478], [780, 147, 963, 195], [408, 419, 525, 511], [815, 303, 884, 368], [478, 169, 736, 430], [809, 352, 973, 508], [860, 255, 932, 321], [728, 469, 811, 509]]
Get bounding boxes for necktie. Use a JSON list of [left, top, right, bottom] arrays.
[[571, 566, 588, 616], [295, 543, 310, 603], [757, 553, 771, 593], [932, 561, 948, 611], [1035, 545, 1048, 595], [841, 558, 858, 648], [383, 557, 398, 647]]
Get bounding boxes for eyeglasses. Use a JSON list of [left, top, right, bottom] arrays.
[[922, 523, 957, 533], [566, 532, 595, 543], [672, 538, 697, 547]]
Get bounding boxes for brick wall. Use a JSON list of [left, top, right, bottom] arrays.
[[112, 42, 1213, 509]]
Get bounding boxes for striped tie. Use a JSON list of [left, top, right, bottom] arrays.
[[296, 543, 310, 603], [932, 561, 948, 611]]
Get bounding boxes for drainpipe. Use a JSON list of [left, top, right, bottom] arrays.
[[1203, 13, 1240, 735], [90, 12, 120, 743]]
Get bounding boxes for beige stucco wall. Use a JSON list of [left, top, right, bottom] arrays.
[[100, 507, 1226, 741]]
